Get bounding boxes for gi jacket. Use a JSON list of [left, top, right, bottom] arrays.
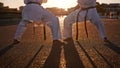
[[77, 0, 96, 8], [24, 0, 47, 4]]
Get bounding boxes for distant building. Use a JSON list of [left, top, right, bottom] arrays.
[[67, 3, 120, 19], [101, 3, 120, 19], [0, 2, 21, 26], [0, 2, 3, 8]]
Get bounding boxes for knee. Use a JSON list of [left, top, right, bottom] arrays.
[[91, 17, 102, 23], [19, 20, 29, 27], [47, 17, 59, 27], [54, 17, 59, 23], [64, 17, 67, 25], [52, 17, 59, 25], [64, 17, 71, 26], [96, 20, 103, 26]]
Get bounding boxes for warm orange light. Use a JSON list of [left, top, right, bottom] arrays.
[[42, 0, 77, 10]]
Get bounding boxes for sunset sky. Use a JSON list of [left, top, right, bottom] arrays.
[[0, 0, 120, 10]]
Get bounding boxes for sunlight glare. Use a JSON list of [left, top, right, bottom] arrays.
[[43, 0, 77, 10], [56, 0, 69, 8]]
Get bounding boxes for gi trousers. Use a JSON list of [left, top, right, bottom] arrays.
[[14, 4, 61, 41], [63, 8, 106, 39]]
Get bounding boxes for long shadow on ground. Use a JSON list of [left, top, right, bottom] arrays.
[[104, 40, 120, 54], [64, 38, 84, 68], [42, 40, 62, 68], [0, 43, 18, 56]]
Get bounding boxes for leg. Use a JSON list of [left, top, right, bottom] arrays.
[[14, 20, 29, 41], [63, 9, 82, 39], [90, 9, 106, 39], [42, 9, 61, 40], [47, 17, 61, 40], [63, 17, 73, 39]]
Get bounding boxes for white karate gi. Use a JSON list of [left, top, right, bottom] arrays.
[[14, 0, 61, 41], [63, 0, 106, 39]]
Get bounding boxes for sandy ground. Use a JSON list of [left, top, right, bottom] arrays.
[[0, 19, 120, 68]]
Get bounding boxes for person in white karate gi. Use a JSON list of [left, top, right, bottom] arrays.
[[13, 0, 61, 44], [63, 0, 108, 41]]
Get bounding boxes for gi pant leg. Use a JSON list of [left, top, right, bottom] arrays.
[[14, 4, 61, 41], [14, 20, 29, 41], [63, 8, 106, 39], [42, 9, 61, 40], [89, 8, 106, 39], [63, 9, 84, 39]]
